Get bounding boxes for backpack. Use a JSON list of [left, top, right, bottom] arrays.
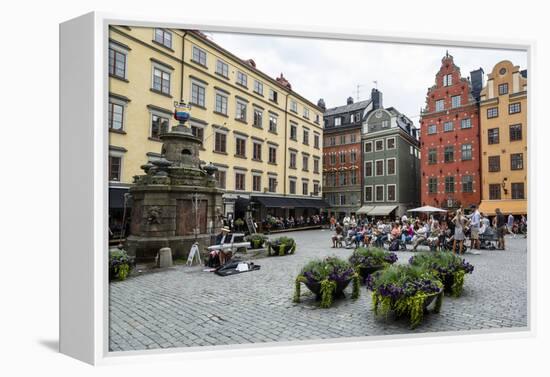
[[389, 239, 400, 251]]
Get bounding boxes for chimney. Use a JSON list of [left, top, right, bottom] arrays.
[[346, 96, 354, 105], [371, 88, 383, 110], [317, 98, 326, 111], [470, 68, 484, 103], [276, 73, 292, 90], [245, 59, 256, 68]]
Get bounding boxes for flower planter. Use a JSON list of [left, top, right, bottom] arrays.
[[304, 278, 352, 300], [358, 265, 385, 281], [267, 238, 296, 256]]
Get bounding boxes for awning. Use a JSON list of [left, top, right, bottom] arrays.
[[479, 200, 527, 216], [356, 205, 375, 214], [367, 205, 398, 216], [109, 187, 130, 209], [252, 196, 329, 209], [407, 205, 447, 213]]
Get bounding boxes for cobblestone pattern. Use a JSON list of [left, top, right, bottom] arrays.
[[109, 230, 528, 351]]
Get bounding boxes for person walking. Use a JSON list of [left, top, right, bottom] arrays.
[[452, 209, 469, 255], [470, 205, 481, 250], [495, 208, 507, 250], [507, 213, 516, 238]]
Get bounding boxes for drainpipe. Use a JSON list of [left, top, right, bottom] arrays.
[[180, 31, 188, 101], [283, 92, 289, 196]]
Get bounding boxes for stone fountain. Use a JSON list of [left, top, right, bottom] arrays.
[[126, 102, 224, 263]]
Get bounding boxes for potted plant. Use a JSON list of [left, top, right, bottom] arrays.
[[294, 256, 360, 308], [246, 233, 268, 249], [408, 252, 474, 297], [109, 248, 135, 281], [268, 236, 296, 256], [348, 247, 398, 281], [234, 218, 245, 231], [367, 264, 443, 329]]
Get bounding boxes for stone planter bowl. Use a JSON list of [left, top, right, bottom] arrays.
[[304, 278, 352, 300]]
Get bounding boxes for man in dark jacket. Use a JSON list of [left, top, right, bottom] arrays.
[[494, 208, 507, 250]]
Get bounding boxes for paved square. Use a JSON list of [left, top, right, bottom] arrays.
[[109, 230, 528, 351]]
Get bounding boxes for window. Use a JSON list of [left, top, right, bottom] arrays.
[[303, 107, 309, 118], [350, 170, 357, 184], [488, 128, 500, 144], [461, 118, 472, 129], [253, 109, 263, 128], [108, 46, 126, 79], [444, 121, 454, 132], [512, 183, 525, 199], [330, 154, 336, 165], [499, 83, 509, 95], [253, 142, 262, 161], [235, 138, 246, 157], [340, 135, 346, 144], [375, 185, 384, 202], [462, 175, 473, 193], [236, 71, 247, 87], [451, 95, 461, 108], [253, 175, 261, 192], [334, 117, 341, 126], [302, 182, 308, 195], [153, 67, 171, 95], [269, 146, 277, 164], [268, 177, 277, 192], [216, 60, 229, 78], [269, 114, 277, 133], [215, 170, 226, 189], [290, 123, 297, 140], [510, 124, 522, 141], [302, 155, 309, 171], [350, 134, 357, 143], [192, 46, 207, 66], [443, 73, 452, 86], [387, 185, 396, 201], [303, 129, 309, 145], [350, 150, 357, 163], [108, 101, 124, 131], [488, 156, 500, 172], [511, 153, 524, 170], [489, 184, 501, 200], [509, 102, 521, 114], [365, 161, 373, 177], [313, 158, 320, 174], [269, 89, 278, 102], [339, 152, 346, 164], [375, 160, 384, 176], [253, 80, 263, 95], [236, 101, 247, 121], [290, 100, 298, 113], [289, 152, 296, 168], [190, 124, 204, 141], [313, 183, 319, 195], [387, 158, 396, 175], [314, 134, 320, 148], [190, 82, 205, 107], [315, 114, 320, 124], [154, 28, 172, 48], [386, 137, 396, 149], [365, 186, 373, 202], [214, 132, 227, 153], [427, 124, 437, 135], [339, 194, 346, 205], [235, 172, 245, 191], [428, 148, 437, 164], [461, 144, 472, 161], [289, 179, 296, 194], [109, 155, 122, 181], [365, 141, 373, 153], [445, 176, 455, 193], [428, 177, 438, 194], [375, 139, 384, 151], [350, 114, 355, 123], [487, 107, 499, 118], [444, 146, 454, 163], [435, 99, 445, 112], [151, 114, 169, 139], [215, 92, 228, 114], [329, 137, 336, 146]]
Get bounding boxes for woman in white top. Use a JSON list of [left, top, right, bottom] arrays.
[[452, 209, 470, 255]]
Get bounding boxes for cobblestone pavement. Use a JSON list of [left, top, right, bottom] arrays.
[[109, 230, 528, 351]]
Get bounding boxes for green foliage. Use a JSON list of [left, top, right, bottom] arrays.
[[299, 256, 353, 281], [269, 236, 296, 256], [451, 270, 466, 297], [246, 233, 267, 249], [234, 218, 245, 226], [351, 273, 360, 300], [109, 248, 134, 281], [320, 280, 336, 308], [293, 275, 307, 303]]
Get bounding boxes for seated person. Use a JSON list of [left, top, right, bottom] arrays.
[[427, 221, 441, 249], [401, 223, 413, 243], [332, 223, 344, 247], [412, 222, 429, 251], [208, 226, 232, 266]]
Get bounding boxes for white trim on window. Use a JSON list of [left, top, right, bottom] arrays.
[[364, 141, 373, 153], [386, 157, 397, 175], [375, 184, 384, 202], [364, 161, 373, 177], [364, 185, 374, 202], [374, 138, 384, 152], [386, 136, 396, 149], [151, 62, 172, 94], [387, 184, 397, 202], [375, 159, 385, 176]]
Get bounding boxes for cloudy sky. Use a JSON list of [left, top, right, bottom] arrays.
[[206, 31, 527, 127]]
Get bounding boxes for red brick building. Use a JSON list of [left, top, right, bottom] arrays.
[[419, 53, 484, 210]]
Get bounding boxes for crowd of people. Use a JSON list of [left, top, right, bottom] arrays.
[[262, 214, 324, 231], [329, 207, 527, 254]]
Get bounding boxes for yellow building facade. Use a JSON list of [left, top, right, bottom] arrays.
[[108, 26, 324, 220], [479, 60, 527, 216]]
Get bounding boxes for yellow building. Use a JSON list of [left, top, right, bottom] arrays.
[[479, 60, 527, 216], [108, 26, 324, 224]]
